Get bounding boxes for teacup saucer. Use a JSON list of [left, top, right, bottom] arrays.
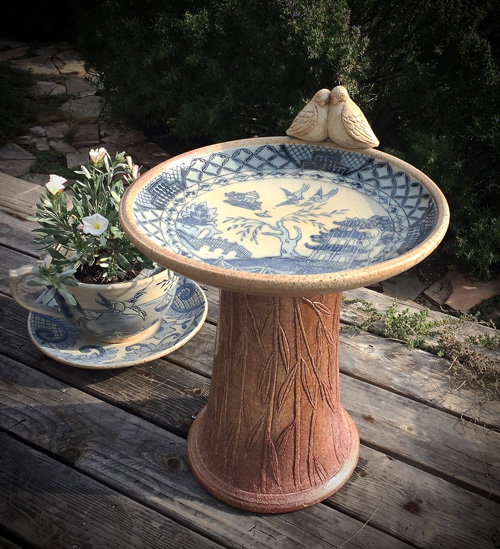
[[27, 276, 208, 369]]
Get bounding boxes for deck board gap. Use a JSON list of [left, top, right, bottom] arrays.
[[359, 438, 500, 503], [0, 527, 39, 549], [339, 367, 497, 430], [322, 500, 422, 549]]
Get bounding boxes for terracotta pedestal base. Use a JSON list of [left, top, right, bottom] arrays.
[[187, 290, 359, 513]]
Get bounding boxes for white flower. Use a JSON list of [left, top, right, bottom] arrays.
[[89, 147, 107, 164], [126, 155, 133, 169], [80, 213, 109, 236], [132, 164, 139, 179], [45, 174, 67, 195]]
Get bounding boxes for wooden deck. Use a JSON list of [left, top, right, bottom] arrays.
[[1, 171, 499, 548]]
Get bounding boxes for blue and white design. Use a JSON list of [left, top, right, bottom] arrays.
[[27, 276, 208, 369], [133, 144, 436, 276]]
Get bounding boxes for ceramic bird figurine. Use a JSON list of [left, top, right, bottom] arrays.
[[327, 86, 379, 149], [286, 89, 331, 142]]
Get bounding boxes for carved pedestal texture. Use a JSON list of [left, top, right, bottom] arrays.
[[187, 290, 359, 513]]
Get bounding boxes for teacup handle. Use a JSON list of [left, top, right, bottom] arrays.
[[9, 264, 65, 319]]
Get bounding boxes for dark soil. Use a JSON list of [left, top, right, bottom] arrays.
[[75, 263, 142, 284]]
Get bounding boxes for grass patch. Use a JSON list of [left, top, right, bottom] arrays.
[[342, 296, 500, 397], [0, 60, 70, 144], [470, 296, 500, 330], [31, 149, 76, 179], [34, 93, 70, 125], [0, 61, 36, 144]]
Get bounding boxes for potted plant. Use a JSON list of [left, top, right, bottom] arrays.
[[10, 148, 178, 344]]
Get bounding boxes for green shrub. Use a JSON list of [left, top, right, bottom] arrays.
[[75, 0, 367, 146], [72, 0, 500, 279], [349, 0, 500, 279]]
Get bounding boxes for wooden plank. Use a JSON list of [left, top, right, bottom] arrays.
[[0, 433, 223, 549], [0, 358, 411, 549], [0, 535, 24, 549], [0, 173, 40, 256], [339, 329, 500, 428], [0, 246, 37, 296], [1, 293, 499, 499], [342, 287, 500, 360], [332, 445, 500, 549], [341, 374, 500, 499], [0, 172, 41, 219]]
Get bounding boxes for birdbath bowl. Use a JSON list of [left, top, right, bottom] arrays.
[[120, 137, 449, 513]]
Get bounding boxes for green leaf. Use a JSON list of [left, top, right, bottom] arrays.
[[47, 248, 68, 260], [26, 279, 49, 287], [57, 287, 77, 306], [117, 254, 132, 270], [42, 287, 56, 304]]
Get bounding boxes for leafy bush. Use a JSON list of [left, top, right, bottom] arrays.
[[75, 0, 367, 146], [349, 0, 500, 278]]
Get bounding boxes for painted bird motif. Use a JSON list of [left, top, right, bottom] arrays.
[[95, 290, 147, 319], [286, 89, 331, 142], [277, 183, 310, 206], [327, 86, 379, 149], [306, 187, 338, 203]]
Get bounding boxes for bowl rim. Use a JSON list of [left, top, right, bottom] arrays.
[[120, 136, 450, 296]]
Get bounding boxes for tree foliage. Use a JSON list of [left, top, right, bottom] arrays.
[[349, 0, 500, 277], [75, 0, 367, 144], [6, 0, 498, 278]]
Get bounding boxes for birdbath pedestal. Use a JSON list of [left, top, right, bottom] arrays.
[[120, 137, 449, 513]]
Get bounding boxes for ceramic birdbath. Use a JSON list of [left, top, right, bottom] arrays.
[[120, 136, 449, 513]]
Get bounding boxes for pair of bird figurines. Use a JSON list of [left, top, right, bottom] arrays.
[[286, 86, 379, 149]]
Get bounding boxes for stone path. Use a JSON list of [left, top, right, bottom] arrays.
[[0, 39, 170, 181], [1, 38, 499, 318]]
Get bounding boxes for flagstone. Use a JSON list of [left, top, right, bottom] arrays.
[[44, 122, 69, 140], [66, 152, 90, 169], [21, 173, 50, 186], [59, 96, 105, 120], [57, 60, 86, 76], [422, 277, 453, 306], [53, 49, 84, 63], [72, 124, 100, 148], [445, 272, 500, 311], [381, 270, 428, 301], [66, 78, 97, 97], [49, 140, 77, 154], [30, 126, 46, 137], [0, 46, 29, 60], [35, 138, 51, 151], [13, 56, 59, 75], [32, 81, 66, 96]]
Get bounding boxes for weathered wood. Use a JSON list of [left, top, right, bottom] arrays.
[[341, 374, 500, 500], [0, 433, 223, 549], [342, 287, 500, 361], [332, 445, 500, 549], [0, 535, 24, 549], [0, 358, 411, 549], [2, 170, 500, 546], [0, 246, 37, 297], [0, 173, 40, 256], [339, 329, 500, 428], [1, 294, 498, 502]]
